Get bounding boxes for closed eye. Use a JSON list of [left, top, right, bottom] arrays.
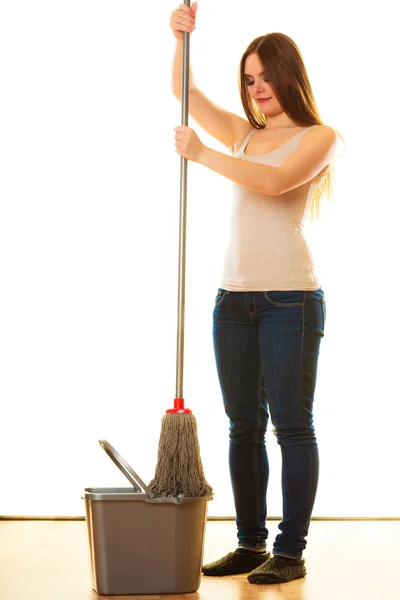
[[245, 78, 270, 86]]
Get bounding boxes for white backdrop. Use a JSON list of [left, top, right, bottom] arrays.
[[0, 0, 398, 518]]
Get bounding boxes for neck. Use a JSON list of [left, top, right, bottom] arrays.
[[265, 112, 298, 130]]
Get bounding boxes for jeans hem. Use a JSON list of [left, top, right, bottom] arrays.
[[238, 544, 267, 553], [273, 551, 303, 560]]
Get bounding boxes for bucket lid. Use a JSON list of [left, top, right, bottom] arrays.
[[98, 439, 153, 497]]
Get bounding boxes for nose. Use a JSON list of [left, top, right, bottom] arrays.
[[255, 80, 266, 94]]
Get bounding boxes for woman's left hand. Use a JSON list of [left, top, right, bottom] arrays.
[[174, 125, 205, 162]]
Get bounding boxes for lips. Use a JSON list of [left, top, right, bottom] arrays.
[[257, 98, 271, 103]]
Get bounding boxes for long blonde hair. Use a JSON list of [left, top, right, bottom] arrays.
[[239, 33, 341, 221]]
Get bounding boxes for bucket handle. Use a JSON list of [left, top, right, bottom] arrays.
[[98, 439, 154, 498]]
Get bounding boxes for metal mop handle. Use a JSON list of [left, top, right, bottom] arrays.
[[175, 0, 191, 401]]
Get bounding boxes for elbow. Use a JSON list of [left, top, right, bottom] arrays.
[[261, 171, 283, 196], [263, 182, 283, 196]]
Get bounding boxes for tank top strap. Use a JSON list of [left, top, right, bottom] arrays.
[[236, 128, 257, 155]]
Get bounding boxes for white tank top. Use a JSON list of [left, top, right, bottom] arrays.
[[220, 125, 326, 291]]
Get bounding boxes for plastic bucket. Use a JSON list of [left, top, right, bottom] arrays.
[[82, 440, 212, 595]]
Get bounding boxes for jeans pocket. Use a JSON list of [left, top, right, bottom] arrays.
[[215, 288, 230, 307], [264, 290, 305, 307]]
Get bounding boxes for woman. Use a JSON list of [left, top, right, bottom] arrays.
[[170, 3, 338, 585]]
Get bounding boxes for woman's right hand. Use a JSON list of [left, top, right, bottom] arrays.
[[170, 2, 198, 41]]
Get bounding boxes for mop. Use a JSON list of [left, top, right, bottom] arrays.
[[148, 0, 212, 499]]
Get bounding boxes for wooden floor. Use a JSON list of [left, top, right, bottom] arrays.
[[0, 519, 398, 600]]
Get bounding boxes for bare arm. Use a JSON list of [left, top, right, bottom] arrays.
[[172, 41, 251, 153], [197, 126, 338, 196]]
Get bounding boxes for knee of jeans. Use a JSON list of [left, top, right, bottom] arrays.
[[229, 421, 267, 445], [273, 424, 317, 446]]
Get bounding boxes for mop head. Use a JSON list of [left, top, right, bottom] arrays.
[[148, 412, 213, 498]]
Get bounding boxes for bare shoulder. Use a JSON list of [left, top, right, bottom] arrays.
[[306, 124, 338, 144], [301, 125, 338, 177]]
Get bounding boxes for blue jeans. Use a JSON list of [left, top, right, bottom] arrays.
[[212, 288, 326, 559]]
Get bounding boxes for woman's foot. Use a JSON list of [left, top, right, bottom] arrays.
[[247, 555, 306, 584], [202, 549, 270, 576]]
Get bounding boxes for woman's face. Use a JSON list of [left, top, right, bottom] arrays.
[[244, 53, 283, 117]]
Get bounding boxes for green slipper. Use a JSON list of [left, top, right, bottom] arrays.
[[202, 550, 270, 576], [247, 555, 306, 584]]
